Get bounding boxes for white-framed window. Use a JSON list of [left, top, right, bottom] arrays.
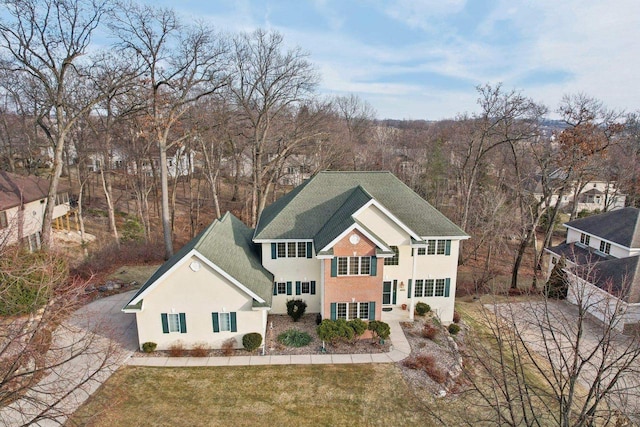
[[384, 246, 399, 266], [415, 240, 449, 256], [580, 233, 590, 246], [55, 192, 69, 206], [337, 256, 371, 276], [599, 241, 611, 254], [276, 282, 287, 294], [0, 211, 7, 229], [414, 279, 449, 297], [168, 313, 181, 332], [219, 312, 231, 332], [276, 241, 308, 258], [301, 281, 310, 294], [336, 302, 370, 320]]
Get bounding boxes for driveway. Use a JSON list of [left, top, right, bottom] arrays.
[[490, 300, 640, 421], [0, 290, 138, 427]]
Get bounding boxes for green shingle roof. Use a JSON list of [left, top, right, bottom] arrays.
[[124, 212, 273, 310], [254, 171, 467, 242]]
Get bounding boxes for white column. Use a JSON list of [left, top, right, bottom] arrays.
[[409, 246, 417, 321]]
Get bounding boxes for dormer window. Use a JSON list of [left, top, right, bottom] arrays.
[[599, 241, 611, 255]]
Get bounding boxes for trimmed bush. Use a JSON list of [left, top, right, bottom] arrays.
[[368, 320, 391, 341], [278, 329, 312, 347], [415, 302, 431, 316], [448, 323, 461, 335], [142, 342, 157, 353], [316, 319, 355, 345], [347, 318, 367, 337], [286, 299, 307, 322], [221, 338, 236, 356], [242, 333, 263, 351]]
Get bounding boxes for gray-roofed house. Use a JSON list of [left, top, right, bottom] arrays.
[[546, 207, 640, 331], [123, 171, 469, 351], [123, 212, 274, 351]]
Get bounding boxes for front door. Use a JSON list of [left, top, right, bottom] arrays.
[[382, 280, 397, 305]]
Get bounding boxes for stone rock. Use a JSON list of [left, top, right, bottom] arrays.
[[97, 285, 108, 292]]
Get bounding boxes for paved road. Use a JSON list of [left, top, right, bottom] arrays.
[[0, 291, 138, 427]]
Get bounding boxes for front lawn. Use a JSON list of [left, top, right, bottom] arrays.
[[68, 364, 431, 426]]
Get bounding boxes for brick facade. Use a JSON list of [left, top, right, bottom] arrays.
[[323, 230, 383, 320]]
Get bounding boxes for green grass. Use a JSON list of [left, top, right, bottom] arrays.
[[68, 365, 432, 426]]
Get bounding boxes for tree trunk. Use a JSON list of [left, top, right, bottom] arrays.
[[100, 168, 119, 246], [159, 143, 173, 258]]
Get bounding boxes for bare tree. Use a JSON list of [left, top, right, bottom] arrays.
[[228, 29, 319, 226], [0, 0, 114, 248], [457, 270, 640, 426], [0, 246, 125, 426], [110, 2, 228, 258]]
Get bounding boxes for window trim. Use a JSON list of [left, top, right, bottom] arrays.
[[167, 313, 181, 333], [336, 256, 372, 276], [580, 233, 590, 246], [336, 302, 370, 320], [384, 246, 399, 265], [599, 240, 611, 255]]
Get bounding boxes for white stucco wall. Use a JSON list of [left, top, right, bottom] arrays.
[[134, 254, 267, 350], [0, 197, 69, 247], [260, 243, 322, 314]]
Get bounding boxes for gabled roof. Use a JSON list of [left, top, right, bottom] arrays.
[[0, 171, 69, 211], [124, 212, 273, 310], [565, 207, 640, 248], [571, 255, 640, 303], [254, 171, 467, 242]]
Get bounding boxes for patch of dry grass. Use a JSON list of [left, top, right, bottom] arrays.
[[108, 264, 160, 286], [68, 365, 432, 426]]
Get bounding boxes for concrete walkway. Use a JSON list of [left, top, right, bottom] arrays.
[[127, 308, 412, 367]]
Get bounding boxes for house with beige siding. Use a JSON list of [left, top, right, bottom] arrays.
[[124, 171, 468, 350], [0, 171, 71, 251]]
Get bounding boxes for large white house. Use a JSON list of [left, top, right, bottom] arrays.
[[0, 172, 71, 251], [546, 208, 640, 331], [123, 171, 468, 350]]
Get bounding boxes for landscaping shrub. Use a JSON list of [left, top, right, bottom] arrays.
[[415, 302, 431, 316], [448, 323, 461, 335], [452, 311, 461, 323], [277, 329, 312, 347], [168, 341, 185, 357], [191, 342, 209, 357], [286, 298, 307, 322], [316, 319, 354, 345], [242, 333, 263, 351], [421, 324, 438, 340], [403, 355, 447, 384], [347, 318, 367, 338], [368, 320, 391, 341], [142, 342, 157, 353], [221, 338, 236, 356]]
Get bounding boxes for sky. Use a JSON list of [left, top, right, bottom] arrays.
[[150, 0, 640, 121]]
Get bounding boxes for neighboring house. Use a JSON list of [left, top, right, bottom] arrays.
[[0, 172, 70, 251], [124, 171, 468, 351], [546, 208, 640, 331], [87, 146, 195, 178], [530, 170, 625, 213]]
